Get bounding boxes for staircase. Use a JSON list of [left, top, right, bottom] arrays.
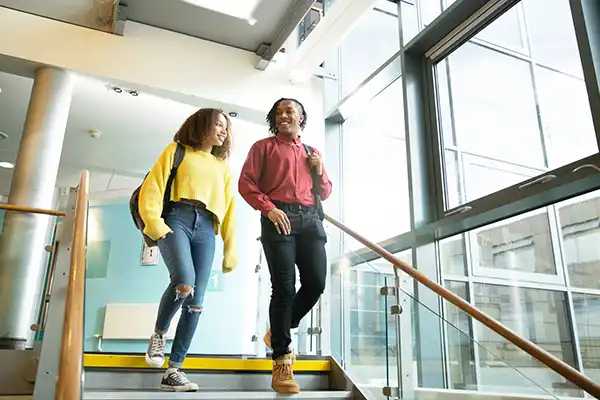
[[80, 354, 365, 400]]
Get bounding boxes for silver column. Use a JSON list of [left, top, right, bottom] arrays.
[[0, 67, 74, 349]]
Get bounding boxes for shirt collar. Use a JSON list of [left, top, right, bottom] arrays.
[[275, 133, 302, 145]]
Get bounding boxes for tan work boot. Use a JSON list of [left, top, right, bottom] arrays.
[[263, 329, 272, 349], [271, 353, 300, 394]]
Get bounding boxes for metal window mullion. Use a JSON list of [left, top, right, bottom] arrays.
[[424, 58, 447, 222], [547, 205, 568, 286], [570, 0, 600, 148], [565, 290, 586, 376], [571, 287, 600, 297], [462, 282, 479, 392], [528, 59, 552, 168], [553, 201, 586, 374], [465, 232, 482, 390], [435, 239, 453, 389]]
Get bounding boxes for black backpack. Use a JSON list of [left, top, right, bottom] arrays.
[[130, 143, 185, 246]]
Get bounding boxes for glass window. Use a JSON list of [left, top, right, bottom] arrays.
[[572, 293, 600, 384], [535, 66, 597, 169], [342, 79, 410, 247], [473, 284, 577, 393], [419, 0, 442, 27], [444, 43, 543, 167], [472, 210, 558, 278], [475, 4, 527, 53], [444, 150, 461, 207], [558, 192, 600, 290], [523, 0, 584, 77], [444, 280, 476, 390], [440, 235, 466, 276], [340, 7, 400, 98], [461, 155, 541, 207], [434, 2, 596, 210]]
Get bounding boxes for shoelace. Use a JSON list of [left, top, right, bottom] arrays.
[[275, 363, 294, 380], [169, 370, 191, 385], [150, 335, 165, 355]]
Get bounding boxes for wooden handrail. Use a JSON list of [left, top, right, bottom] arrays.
[[324, 214, 600, 398], [0, 203, 66, 217], [55, 171, 89, 400]]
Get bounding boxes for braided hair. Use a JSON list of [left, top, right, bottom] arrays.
[[266, 98, 307, 134]]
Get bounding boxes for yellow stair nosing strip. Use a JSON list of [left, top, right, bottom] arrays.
[[83, 354, 331, 372]]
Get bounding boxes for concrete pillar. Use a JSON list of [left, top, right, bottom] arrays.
[[0, 67, 74, 349]]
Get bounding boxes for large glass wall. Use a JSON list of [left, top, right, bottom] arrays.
[[324, 0, 600, 398], [434, 0, 596, 209]]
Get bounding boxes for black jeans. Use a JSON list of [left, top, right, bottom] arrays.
[[260, 203, 327, 359]]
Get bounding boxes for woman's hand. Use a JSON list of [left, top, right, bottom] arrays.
[[267, 208, 291, 235]]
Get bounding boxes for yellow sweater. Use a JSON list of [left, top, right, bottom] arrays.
[[139, 142, 237, 272]]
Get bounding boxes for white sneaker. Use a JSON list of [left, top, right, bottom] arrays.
[[145, 333, 166, 368], [161, 368, 199, 392]]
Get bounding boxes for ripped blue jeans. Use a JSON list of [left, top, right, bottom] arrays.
[[155, 202, 215, 368]]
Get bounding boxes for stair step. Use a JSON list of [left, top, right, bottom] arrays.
[[84, 370, 329, 391], [83, 390, 353, 399]]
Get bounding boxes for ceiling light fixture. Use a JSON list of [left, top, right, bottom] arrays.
[[0, 162, 14, 169], [0, 131, 7, 140], [128, 90, 139, 96], [112, 86, 123, 93], [88, 128, 103, 139], [180, 0, 260, 23], [228, 111, 239, 118]]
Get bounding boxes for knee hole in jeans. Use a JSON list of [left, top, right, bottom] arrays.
[[175, 284, 194, 301], [186, 305, 203, 313]]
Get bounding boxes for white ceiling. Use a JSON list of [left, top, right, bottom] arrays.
[[0, 70, 267, 202], [0, 0, 299, 52], [120, 0, 297, 51]]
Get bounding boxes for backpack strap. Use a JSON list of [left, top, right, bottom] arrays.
[[302, 144, 324, 220], [161, 143, 185, 215], [302, 144, 318, 194]]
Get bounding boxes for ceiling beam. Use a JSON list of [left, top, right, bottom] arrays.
[[255, 0, 316, 70]]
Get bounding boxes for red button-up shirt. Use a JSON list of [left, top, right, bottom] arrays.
[[238, 135, 333, 214]]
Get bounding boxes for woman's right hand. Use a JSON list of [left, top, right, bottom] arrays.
[[158, 231, 173, 241], [267, 208, 291, 235]]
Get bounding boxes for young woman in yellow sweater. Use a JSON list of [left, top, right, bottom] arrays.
[[139, 108, 237, 392]]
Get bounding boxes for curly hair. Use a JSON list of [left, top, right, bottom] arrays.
[[266, 98, 307, 134], [173, 108, 231, 159]]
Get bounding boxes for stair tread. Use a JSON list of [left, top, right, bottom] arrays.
[[83, 390, 352, 399]]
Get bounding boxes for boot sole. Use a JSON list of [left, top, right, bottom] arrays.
[[271, 385, 300, 394]]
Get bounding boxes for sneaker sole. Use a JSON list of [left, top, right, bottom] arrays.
[[160, 384, 198, 392], [144, 353, 164, 368]]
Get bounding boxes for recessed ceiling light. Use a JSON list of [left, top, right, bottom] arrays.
[[228, 111, 239, 118], [128, 90, 139, 96], [0, 131, 7, 140], [112, 86, 123, 94], [0, 162, 14, 169], [88, 128, 102, 139]]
